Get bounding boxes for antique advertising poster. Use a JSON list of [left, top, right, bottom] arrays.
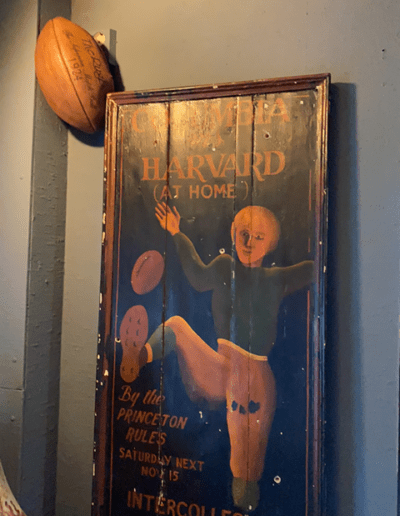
[[93, 74, 329, 516]]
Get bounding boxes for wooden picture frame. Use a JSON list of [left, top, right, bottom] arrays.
[[92, 73, 330, 516]]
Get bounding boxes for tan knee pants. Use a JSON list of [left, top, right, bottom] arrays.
[[166, 316, 277, 481]]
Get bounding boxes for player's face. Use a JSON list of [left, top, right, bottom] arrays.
[[234, 218, 270, 267]]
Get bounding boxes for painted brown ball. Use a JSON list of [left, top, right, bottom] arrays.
[[131, 250, 165, 295]]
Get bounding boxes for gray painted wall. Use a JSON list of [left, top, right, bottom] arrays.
[[58, 1, 400, 515], [0, 0, 398, 515], [1, 1, 69, 515], [0, 0, 37, 492]]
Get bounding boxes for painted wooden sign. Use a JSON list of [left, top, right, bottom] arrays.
[[92, 74, 329, 516]]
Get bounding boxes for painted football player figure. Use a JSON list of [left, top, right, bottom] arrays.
[[136, 202, 313, 511]]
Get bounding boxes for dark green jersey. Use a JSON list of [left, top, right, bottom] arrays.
[[173, 232, 313, 356]]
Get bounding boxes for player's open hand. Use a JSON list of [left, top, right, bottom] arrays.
[[155, 202, 181, 236]]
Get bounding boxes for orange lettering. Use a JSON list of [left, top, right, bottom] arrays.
[[264, 151, 285, 175], [177, 502, 188, 516], [162, 157, 185, 180], [160, 186, 173, 200], [220, 154, 240, 178], [204, 154, 226, 178], [209, 101, 236, 127], [167, 498, 176, 516], [242, 152, 264, 181], [242, 153, 252, 177], [187, 155, 206, 183], [189, 185, 200, 199], [132, 107, 148, 132], [264, 98, 290, 123], [131, 492, 143, 509], [227, 183, 236, 198], [238, 99, 253, 125], [255, 99, 266, 125], [142, 158, 160, 180], [214, 184, 226, 198]]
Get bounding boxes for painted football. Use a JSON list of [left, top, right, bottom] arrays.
[[131, 250, 165, 295], [34, 17, 114, 133]]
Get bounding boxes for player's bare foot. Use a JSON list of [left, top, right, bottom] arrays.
[[119, 305, 148, 383]]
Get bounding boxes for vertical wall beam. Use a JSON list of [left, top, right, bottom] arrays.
[[19, 1, 70, 514], [0, 0, 36, 495]]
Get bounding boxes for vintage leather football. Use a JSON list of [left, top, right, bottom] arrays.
[[34, 17, 114, 133]]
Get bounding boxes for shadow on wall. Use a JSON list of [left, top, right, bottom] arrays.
[[325, 83, 363, 516], [68, 40, 125, 147]]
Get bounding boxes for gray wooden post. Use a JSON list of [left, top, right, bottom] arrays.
[[0, 1, 70, 515]]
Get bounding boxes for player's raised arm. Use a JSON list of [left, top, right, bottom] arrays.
[[154, 202, 224, 292], [279, 260, 315, 296]]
